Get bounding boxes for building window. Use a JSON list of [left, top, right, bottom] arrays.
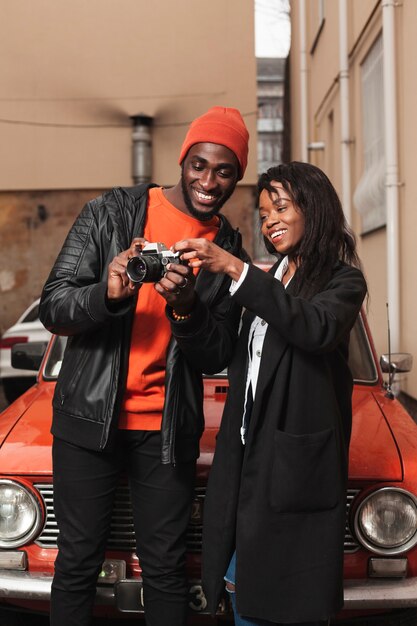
[[257, 134, 282, 171], [353, 35, 386, 234]]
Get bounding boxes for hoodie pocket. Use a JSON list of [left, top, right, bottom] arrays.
[[269, 427, 339, 513]]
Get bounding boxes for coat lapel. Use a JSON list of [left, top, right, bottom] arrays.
[[249, 265, 292, 429]]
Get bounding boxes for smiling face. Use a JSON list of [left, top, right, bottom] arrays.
[[181, 143, 239, 221], [259, 181, 305, 256]]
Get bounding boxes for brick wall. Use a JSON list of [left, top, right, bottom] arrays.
[[0, 186, 256, 333], [0, 189, 103, 333]]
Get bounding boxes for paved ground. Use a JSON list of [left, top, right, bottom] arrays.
[[0, 606, 218, 625], [0, 608, 150, 625]]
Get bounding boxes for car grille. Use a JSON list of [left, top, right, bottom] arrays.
[[34, 484, 360, 553], [34, 483, 205, 553], [345, 489, 360, 552]]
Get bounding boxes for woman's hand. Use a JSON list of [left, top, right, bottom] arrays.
[[154, 262, 196, 314], [174, 238, 244, 281], [107, 237, 149, 301]]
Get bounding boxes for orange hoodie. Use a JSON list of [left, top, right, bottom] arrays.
[[119, 187, 219, 430]]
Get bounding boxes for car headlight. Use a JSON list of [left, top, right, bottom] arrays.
[[354, 487, 417, 555], [0, 480, 43, 548]]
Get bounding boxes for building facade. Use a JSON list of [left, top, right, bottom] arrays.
[[256, 57, 286, 175], [289, 0, 417, 407], [254, 57, 286, 260], [0, 0, 257, 332]]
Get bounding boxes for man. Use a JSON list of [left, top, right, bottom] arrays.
[[39, 106, 249, 626]]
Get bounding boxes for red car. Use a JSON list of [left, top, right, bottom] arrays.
[[0, 312, 416, 625]]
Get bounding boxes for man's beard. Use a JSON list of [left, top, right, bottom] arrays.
[[181, 173, 235, 222]]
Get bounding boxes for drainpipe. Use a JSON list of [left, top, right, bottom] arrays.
[[299, 0, 308, 162], [338, 0, 352, 225], [382, 0, 400, 351]]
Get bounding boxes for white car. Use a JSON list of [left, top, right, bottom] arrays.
[[0, 299, 51, 403]]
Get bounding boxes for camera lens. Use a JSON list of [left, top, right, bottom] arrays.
[[126, 256, 162, 283]]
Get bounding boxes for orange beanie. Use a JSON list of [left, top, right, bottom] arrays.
[[178, 106, 249, 180]]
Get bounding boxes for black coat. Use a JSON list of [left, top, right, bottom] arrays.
[[202, 261, 367, 623]]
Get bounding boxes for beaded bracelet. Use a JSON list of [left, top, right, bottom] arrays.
[[172, 309, 192, 321]]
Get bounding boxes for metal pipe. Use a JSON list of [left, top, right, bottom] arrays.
[[299, 0, 308, 162], [338, 0, 352, 224], [307, 141, 325, 151], [382, 0, 400, 351], [131, 114, 153, 184]]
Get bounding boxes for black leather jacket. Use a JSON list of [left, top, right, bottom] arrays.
[[39, 184, 244, 463]]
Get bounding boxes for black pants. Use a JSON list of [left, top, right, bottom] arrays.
[[50, 430, 196, 626]]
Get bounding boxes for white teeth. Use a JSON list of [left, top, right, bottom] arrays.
[[195, 190, 215, 201], [271, 229, 287, 239]]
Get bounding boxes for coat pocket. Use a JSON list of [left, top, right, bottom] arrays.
[[269, 427, 339, 513]]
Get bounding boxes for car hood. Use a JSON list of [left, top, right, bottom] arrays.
[[0, 384, 403, 482], [201, 386, 404, 483], [0, 384, 54, 475], [349, 387, 402, 481]]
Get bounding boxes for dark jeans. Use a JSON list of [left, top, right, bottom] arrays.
[[50, 430, 196, 626]]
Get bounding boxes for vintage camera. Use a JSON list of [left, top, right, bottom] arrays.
[[126, 242, 185, 283]]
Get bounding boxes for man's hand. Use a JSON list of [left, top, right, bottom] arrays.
[[154, 263, 196, 314], [174, 238, 244, 281], [107, 238, 149, 301]]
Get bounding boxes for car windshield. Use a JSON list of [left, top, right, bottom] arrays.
[[43, 335, 67, 379], [43, 315, 379, 384], [348, 314, 378, 384]]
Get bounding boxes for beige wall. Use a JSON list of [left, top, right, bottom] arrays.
[[0, 0, 258, 330], [0, 0, 257, 190], [289, 0, 417, 401]]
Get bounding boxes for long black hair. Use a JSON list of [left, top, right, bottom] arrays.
[[257, 162, 363, 298]]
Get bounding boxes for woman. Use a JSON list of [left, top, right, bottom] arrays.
[[174, 162, 367, 625]]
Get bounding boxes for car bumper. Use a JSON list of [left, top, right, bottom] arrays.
[[0, 571, 211, 614], [2, 572, 417, 612], [0, 571, 115, 605], [344, 578, 417, 608]]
